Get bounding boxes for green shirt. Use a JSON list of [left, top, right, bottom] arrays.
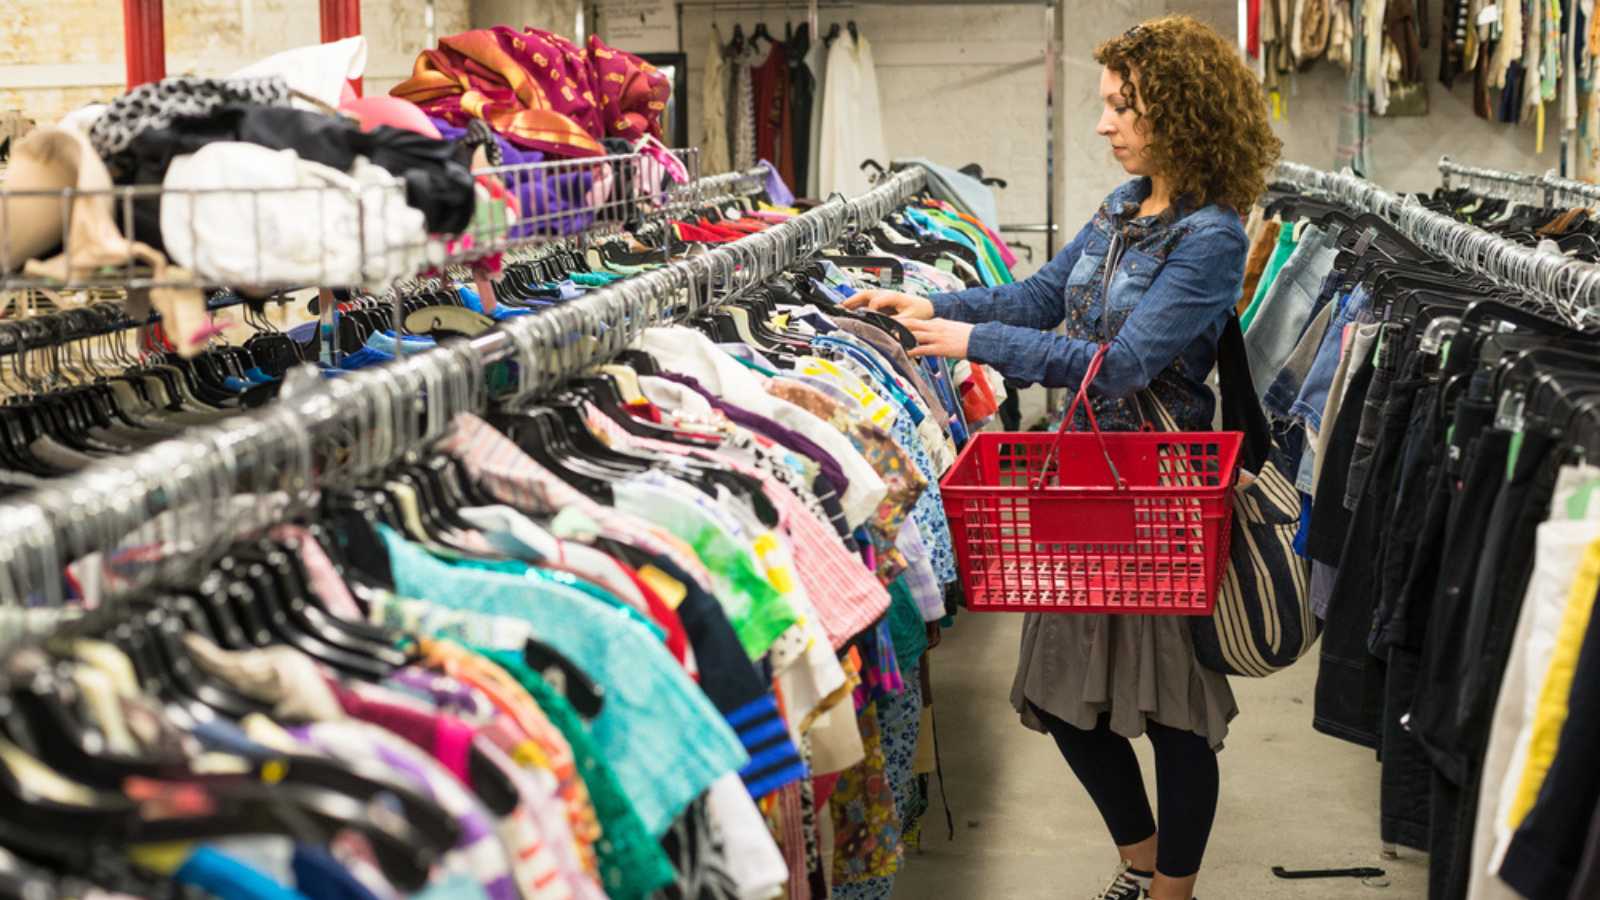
[[1242, 223, 1299, 331], [477, 646, 676, 900]]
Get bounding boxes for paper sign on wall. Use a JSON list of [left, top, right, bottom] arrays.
[[598, 0, 679, 53]]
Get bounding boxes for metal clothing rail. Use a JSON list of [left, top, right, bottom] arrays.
[[0, 166, 929, 606], [1437, 155, 1600, 211], [1438, 155, 1554, 205], [0, 292, 257, 361], [1275, 160, 1600, 329]]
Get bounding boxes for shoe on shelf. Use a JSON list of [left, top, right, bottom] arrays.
[[1090, 860, 1153, 900]]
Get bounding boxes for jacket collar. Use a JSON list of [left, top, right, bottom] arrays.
[[1104, 177, 1198, 228]]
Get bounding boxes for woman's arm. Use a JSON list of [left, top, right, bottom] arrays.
[[965, 224, 1246, 392], [929, 219, 1095, 328]]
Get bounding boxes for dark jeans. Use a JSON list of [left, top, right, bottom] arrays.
[[1410, 429, 1512, 783], [1386, 396, 1495, 655], [1370, 382, 1442, 653], [1380, 646, 1432, 850], [1029, 705, 1219, 878], [1315, 351, 1425, 748], [1424, 435, 1561, 900]]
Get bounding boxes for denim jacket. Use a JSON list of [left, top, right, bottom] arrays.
[[931, 177, 1248, 430]]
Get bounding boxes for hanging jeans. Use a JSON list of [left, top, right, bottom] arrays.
[[1424, 435, 1561, 900], [1314, 347, 1425, 748], [1304, 347, 1378, 620]]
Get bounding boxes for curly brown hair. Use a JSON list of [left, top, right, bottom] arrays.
[[1095, 15, 1282, 214]]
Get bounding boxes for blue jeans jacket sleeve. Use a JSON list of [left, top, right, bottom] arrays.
[[928, 219, 1094, 329], [956, 221, 1246, 394]]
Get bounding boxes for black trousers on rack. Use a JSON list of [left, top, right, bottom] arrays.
[[1370, 381, 1445, 851], [1376, 391, 1471, 852], [1423, 433, 1561, 900], [1315, 347, 1425, 749], [1409, 427, 1509, 777]]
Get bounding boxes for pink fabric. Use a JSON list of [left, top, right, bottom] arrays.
[[341, 96, 444, 138], [435, 718, 477, 783], [271, 525, 363, 620], [813, 772, 842, 808]]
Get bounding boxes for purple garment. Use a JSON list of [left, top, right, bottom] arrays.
[[429, 116, 599, 238], [288, 723, 516, 900], [384, 667, 492, 720], [654, 371, 850, 501], [756, 159, 795, 206]]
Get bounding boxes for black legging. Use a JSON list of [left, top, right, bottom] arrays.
[[1029, 703, 1220, 878]]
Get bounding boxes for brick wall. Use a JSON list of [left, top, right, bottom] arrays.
[[0, 0, 471, 124], [679, 3, 1057, 275]]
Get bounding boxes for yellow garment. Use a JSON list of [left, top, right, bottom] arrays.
[[127, 842, 195, 875], [1507, 538, 1600, 826], [799, 357, 895, 427]]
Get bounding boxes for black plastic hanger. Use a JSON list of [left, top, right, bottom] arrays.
[[523, 639, 604, 719]]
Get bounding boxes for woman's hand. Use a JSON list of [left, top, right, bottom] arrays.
[[904, 318, 975, 359], [841, 289, 935, 320]]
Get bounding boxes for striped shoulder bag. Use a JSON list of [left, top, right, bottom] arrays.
[[1142, 315, 1320, 677]]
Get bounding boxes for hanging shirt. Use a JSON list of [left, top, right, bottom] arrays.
[[750, 40, 795, 186], [638, 326, 888, 527], [702, 26, 732, 174], [439, 413, 717, 594], [815, 33, 890, 198], [378, 528, 749, 838], [277, 719, 519, 900]]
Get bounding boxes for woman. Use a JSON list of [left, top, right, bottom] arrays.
[[845, 16, 1281, 900]]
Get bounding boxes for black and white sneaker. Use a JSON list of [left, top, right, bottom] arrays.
[[1090, 861, 1153, 900]]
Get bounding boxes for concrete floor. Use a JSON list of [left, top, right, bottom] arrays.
[[891, 611, 1430, 899]]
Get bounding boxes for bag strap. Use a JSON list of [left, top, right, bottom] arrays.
[[1216, 314, 1275, 473]]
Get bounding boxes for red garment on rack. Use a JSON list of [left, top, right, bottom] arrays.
[[714, 217, 768, 235], [751, 41, 795, 187], [675, 222, 736, 243]]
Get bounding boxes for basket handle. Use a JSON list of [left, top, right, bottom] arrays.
[[1030, 344, 1128, 491]]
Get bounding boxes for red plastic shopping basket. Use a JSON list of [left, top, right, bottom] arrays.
[[940, 347, 1243, 615]]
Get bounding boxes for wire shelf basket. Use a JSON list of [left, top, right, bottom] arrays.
[[0, 146, 732, 296]]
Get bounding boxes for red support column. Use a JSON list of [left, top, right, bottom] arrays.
[[320, 0, 363, 97], [122, 0, 166, 89]]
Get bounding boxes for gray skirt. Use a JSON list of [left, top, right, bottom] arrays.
[[1010, 612, 1238, 750]]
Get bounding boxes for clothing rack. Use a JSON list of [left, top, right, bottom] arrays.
[[0, 165, 929, 607], [354, 158, 773, 363], [1437, 155, 1555, 206], [1437, 155, 1600, 213], [0, 291, 260, 361], [1275, 160, 1600, 330]]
